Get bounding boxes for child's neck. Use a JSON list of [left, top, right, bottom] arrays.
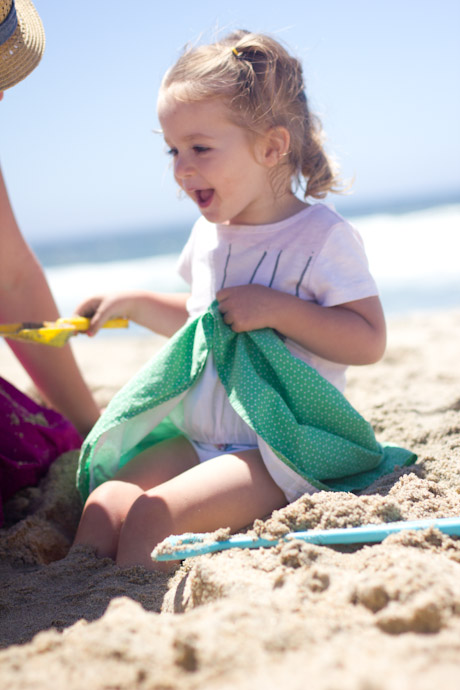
[[223, 194, 309, 227], [268, 194, 310, 224]]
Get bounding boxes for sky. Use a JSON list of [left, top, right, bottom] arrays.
[[1, 0, 459, 241]]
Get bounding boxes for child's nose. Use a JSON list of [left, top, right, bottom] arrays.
[[174, 154, 194, 180]]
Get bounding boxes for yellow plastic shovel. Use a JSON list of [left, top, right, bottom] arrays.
[[0, 316, 128, 347]]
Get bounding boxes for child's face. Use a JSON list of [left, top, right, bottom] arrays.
[[158, 93, 278, 225]]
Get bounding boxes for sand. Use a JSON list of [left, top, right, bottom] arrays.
[[1, 310, 460, 689]]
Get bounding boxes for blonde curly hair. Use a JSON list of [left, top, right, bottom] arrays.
[[160, 29, 342, 200]]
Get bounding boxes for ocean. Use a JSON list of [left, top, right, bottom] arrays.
[[31, 200, 460, 336]]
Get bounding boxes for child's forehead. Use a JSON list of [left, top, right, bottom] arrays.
[[157, 90, 232, 125]]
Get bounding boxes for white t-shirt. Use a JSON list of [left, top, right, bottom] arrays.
[[168, 203, 379, 498], [177, 203, 378, 394]]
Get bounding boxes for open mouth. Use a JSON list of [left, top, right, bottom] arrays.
[[195, 189, 214, 208]]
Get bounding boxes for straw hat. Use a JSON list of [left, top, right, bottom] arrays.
[[0, 0, 45, 91]]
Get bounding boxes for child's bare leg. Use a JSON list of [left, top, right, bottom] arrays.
[[73, 436, 199, 558], [116, 449, 287, 570], [73, 480, 143, 558]]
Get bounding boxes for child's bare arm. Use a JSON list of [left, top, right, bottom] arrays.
[[75, 291, 190, 338], [217, 285, 386, 366]]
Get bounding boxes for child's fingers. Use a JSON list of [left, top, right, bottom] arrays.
[[85, 308, 106, 336], [74, 298, 111, 336], [216, 287, 233, 303], [74, 296, 104, 319], [74, 296, 125, 335], [86, 302, 124, 335], [86, 296, 131, 336]]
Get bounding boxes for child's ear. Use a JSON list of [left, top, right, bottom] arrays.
[[256, 127, 290, 168]]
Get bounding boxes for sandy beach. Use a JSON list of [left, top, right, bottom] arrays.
[[1, 309, 460, 689]]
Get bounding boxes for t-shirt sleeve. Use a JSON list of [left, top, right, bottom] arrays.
[[309, 222, 379, 306]]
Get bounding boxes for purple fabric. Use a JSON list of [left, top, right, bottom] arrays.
[[0, 376, 82, 526]]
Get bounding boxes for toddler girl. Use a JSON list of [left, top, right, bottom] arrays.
[[74, 30, 390, 570]]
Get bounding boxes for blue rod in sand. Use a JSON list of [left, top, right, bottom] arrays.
[[152, 516, 460, 561]]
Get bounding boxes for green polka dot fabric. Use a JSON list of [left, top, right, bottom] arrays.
[[77, 301, 416, 500]]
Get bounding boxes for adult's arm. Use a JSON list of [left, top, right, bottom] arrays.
[[0, 168, 100, 436]]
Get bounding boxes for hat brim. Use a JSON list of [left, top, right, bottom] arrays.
[[0, 0, 45, 91]]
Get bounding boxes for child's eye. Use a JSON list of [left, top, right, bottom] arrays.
[[166, 147, 178, 157], [193, 146, 210, 154]]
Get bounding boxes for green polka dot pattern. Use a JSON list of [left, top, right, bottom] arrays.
[[77, 301, 416, 500]]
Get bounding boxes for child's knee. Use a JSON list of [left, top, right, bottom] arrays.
[[127, 491, 168, 528], [87, 479, 142, 508], [80, 480, 144, 538], [75, 480, 140, 556], [86, 480, 116, 503], [120, 492, 175, 550]]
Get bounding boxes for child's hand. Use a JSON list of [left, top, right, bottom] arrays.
[[216, 285, 278, 332], [75, 294, 131, 336]]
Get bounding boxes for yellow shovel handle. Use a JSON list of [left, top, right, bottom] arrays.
[[53, 317, 129, 331], [0, 317, 129, 346], [0, 323, 24, 336], [0, 317, 128, 334]]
